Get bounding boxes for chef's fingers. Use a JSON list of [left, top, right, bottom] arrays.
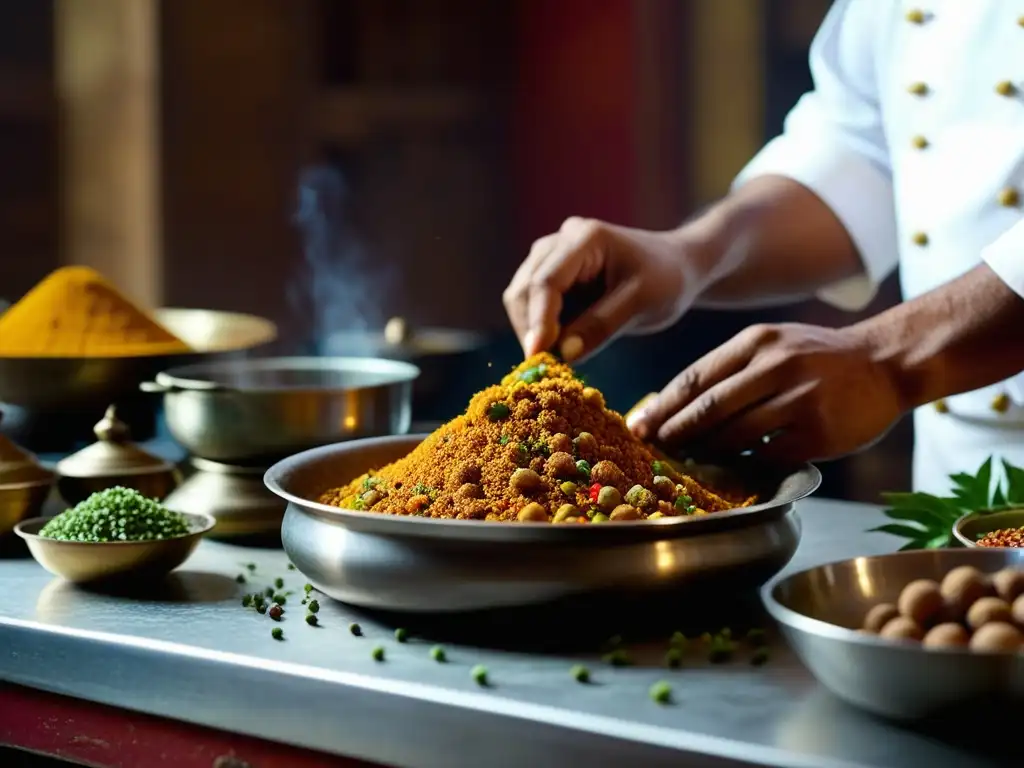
[[503, 233, 559, 355], [653, 363, 781, 446], [556, 275, 641, 363], [695, 383, 812, 456], [628, 324, 770, 439], [522, 218, 609, 357]]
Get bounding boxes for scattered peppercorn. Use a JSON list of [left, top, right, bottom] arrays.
[[271, 627, 284, 640], [395, 627, 409, 643], [307, 599, 320, 614], [372, 646, 385, 662], [649, 681, 672, 704], [570, 664, 590, 683], [39, 487, 191, 542], [269, 604, 284, 621], [305, 613, 319, 626], [471, 665, 489, 686], [430, 646, 447, 662], [751, 648, 769, 666], [349, 622, 363, 636]]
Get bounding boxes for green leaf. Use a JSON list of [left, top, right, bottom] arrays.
[[949, 457, 993, 510], [1004, 460, 1024, 505], [991, 483, 1008, 509], [868, 523, 930, 539], [924, 532, 953, 549], [898, 539, 929, 551], [881, 492, 961, 525]]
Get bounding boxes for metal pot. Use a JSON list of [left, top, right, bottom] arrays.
[[141, 357, 419, 464]]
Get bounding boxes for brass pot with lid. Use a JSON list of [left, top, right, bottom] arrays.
[[55, 405, 180, 506], [0, 409, 56, 533]]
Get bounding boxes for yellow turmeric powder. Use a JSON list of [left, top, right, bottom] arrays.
[[0, 266, 192, 357], [319, 353, 757, 523]]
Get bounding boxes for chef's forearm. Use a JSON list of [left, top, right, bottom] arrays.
[[854, 264, 1024, 410], [679, 175, 866, 307]]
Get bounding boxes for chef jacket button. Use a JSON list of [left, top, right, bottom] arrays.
[[908, 81, 929, 96], [912, 231, 929, 246], [905, 8, 926, 24], [992, 393, 1011, 414], [995, 80, 1018, 97], [998, 187, 1021, 207], [911, 135, 929, 149], [933, 399, 949, 414]]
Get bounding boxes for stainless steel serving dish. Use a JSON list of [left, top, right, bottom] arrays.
[[265, 434, 821, 612], [764, 549, 1024, 721], [142, 357, 419, 464]]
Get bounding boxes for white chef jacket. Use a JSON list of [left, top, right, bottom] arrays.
[[732, 0, 1024, 495]]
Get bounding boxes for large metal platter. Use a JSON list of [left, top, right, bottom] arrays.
[[265, 435, 820, 611]]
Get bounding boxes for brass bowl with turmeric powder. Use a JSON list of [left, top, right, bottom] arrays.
[[265, 355, 821, 611]]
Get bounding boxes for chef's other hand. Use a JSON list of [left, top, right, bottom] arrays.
[[627, 323, 904, 464], [503, 217, 702, 362]]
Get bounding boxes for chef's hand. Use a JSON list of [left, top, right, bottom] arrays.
[[627, 322, 904, 463], [503, 217, 705, 362]]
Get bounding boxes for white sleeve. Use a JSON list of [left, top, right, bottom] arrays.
[[731, 0, 898, 312], [983, 221, 1024, 403]]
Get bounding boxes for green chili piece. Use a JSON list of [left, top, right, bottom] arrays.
[[256, 603, 267, 615], [245, 563, 257, 572], [575, 460, 592, 480]]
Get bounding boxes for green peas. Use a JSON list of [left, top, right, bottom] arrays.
[[471, 665, 489, 686], [271, 627, 284, 641], [304, 583, 314, 593], [305, 613, 319, 626], [307, 599, 320, 614], [38, 487, 190, 542], [649, 681, 672, 704], [430, 646, 447, 662], [349, 623, 363, 636], [372, 646, 385, 662], [241, 595, 252, 607], [487, 402, 511, 421], [665, 648, 683, 668], [570, 664, 590, 683], [602, 649, 630, 667], [235, 574, 246, 584], [287, 563, 296, 571], [274, 577, 284, 589], [273, 594, 287, 605], [245, 563, 257, 572], [256, 603, 267, 615], [575, 460, 591, 480], [395, 627, 409, 643]]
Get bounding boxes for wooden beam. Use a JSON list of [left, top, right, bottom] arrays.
[[54, 0, 162, 306]]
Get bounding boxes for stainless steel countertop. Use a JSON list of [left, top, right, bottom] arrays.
[[0, 498, 1003, 768]]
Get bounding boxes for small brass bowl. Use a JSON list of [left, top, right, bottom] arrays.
[[953, 508, 1024, 548], [14, 512, 215, 584], [0, 476, 55, 536], [57, 469, 181, 508]]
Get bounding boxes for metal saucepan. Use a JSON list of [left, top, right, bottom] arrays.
[[265, 434, 821, 612], [141, 357, 419, 464]]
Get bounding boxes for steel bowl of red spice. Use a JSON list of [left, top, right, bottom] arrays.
[[953, 508, 1024, 548]]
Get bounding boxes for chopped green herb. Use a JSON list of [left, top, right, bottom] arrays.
[[362, 476, 382, 492], [751, 648, 769, 666], [430, 646, 447, 662], [395, 627, 409, 643], [411, 483, 435, 500], [602, 649, 630, 667], [271, 627, 284, 640], [649, 681, 672, 704], [471, 665, 489, 686], [39, 487, 190, 542], [305, 613, 319, 626], [651, 460, 670, 477], [351, 496, 365, 510], [274, 577, 284, 589], [575, 459, 592, 479], [719, 628, 732, 639], [499, 434, 511, 446], [372, 645, 385, 662], [487, 402, 511, 421], [307, 599, 320, 614], [666, 648, 683, 668], [570, 664, 590, 683], [235, 574, 246, 584], [349, 622, 363, 637]]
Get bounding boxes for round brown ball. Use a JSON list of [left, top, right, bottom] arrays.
[[862, 603, 900, 634], [966, 596, 1012, 630], [1011, 594, 1024, 626], [922, 622, 970, 649], [898, 579, 945, 627], [992, 568, 1024, 603], [940, 565, 993, 619], [879, 616, 924, 642], [969, 621, 1023, 653]]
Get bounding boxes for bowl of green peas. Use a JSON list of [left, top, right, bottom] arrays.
[[15, 486, 215, 584]]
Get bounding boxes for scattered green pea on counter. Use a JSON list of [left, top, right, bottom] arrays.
[[39, 487, 190, 542], [471, 665, 489, 686], [349, 622, 363, 637], [665, 648, 683, 669], [305, 614, 319, 626], [430, 646, 447, 663], [602, 649, 630, 667], [235, 574, 246, 584], [307, 599, 320, 614], [274, 577, 284, 589], [271, 627, 284, 641], [395, 627, 409, 643], [372, 646, 386, 662], [649, 681, 672, 705], [570, 664, 590, 683]]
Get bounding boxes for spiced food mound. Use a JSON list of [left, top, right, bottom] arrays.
[[319, 354, 757, 523]]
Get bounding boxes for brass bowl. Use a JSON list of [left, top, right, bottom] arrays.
[[57, 468, 182, 507], [953, 508, 1024, 548], [0, 308, 277, 410], [0, 476, 55, 535], [14, 512, 215, 584]]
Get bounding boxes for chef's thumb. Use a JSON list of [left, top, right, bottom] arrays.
[[557, 280, 639, 364]]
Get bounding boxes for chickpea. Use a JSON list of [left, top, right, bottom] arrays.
[[510, 468, 543, 494], [518, 503, 549, 522]]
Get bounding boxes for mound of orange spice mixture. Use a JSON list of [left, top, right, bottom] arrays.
[[319, 354, 757, 523]]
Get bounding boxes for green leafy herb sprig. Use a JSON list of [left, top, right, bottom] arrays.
[[871, 457, 1024, 549]]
